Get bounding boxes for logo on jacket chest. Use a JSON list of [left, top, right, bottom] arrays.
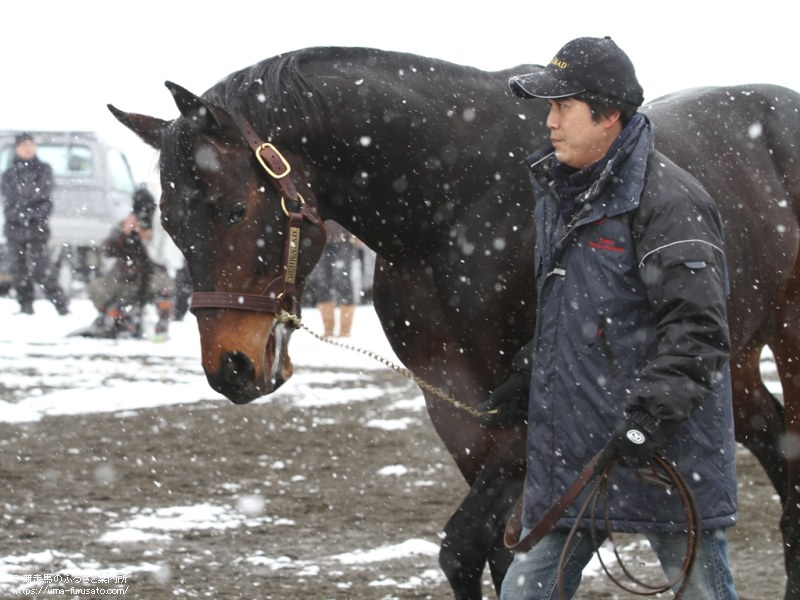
[[587, 236, 625, 253], [582, 219, 626, 253]]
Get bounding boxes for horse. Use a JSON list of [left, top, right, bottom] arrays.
[[108, 47, 800, 599]]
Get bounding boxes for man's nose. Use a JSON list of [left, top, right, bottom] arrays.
[[546, 108, 558, 129]]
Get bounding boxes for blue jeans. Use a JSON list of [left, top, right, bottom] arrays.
[[500, 528, 738, 600]]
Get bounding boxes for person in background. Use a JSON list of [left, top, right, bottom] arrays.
[[307, 221, 362, 337], [172, 262, 193, 322], [496, 37, 739, 599], [1, 132, 69, 315], [83, 186, 175, 338]]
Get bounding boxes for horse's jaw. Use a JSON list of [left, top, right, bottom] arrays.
[[197, 315, 295, 404]]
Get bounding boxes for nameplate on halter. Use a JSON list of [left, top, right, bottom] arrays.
[[285, 226, 300, 283]]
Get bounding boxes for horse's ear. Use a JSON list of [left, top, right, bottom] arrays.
[[107, 104, 169, 150], [165, 80, 235, 137]]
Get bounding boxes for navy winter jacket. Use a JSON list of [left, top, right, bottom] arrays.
[[522, 115, 738, 534], [1, 155, 55, 241]]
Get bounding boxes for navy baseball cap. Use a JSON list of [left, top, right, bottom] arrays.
[[15, 132, 34, 145], [509, 37, 644, 106]]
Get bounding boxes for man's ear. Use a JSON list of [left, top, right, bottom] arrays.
[[603, 110, 623, 130]]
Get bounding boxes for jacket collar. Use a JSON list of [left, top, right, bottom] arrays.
[[527, 113, 655, 220]]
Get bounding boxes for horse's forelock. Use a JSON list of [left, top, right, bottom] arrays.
[[158, 119, 202, 203]]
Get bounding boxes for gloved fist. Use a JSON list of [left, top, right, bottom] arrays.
[[475, 371, 530, 427], [599, 409, 661, 468]]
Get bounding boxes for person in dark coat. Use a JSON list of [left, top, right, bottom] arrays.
[[496, 37, 739, 599], [1, 133, 69, 315], [306, 220, 362, 337], [83, 186, 175, 338], [171, 262, 193, 322]]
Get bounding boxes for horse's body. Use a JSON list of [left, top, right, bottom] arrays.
[[110, 47, 800, 599]]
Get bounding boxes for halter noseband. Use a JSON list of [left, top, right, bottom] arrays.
[[188, 117, 326, 319]]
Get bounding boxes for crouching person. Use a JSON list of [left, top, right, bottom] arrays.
[[83, 186, 175, 339]]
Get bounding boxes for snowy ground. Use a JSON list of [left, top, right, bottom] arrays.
[[1, 297, 452, 598], [0, 297, 787, 599], [0, 297, 404, 424]]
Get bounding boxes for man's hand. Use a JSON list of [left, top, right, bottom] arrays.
[[599, 409, 662, 468], [475, 371, 530, 426], [121, 213, 143, 235], [121, 212, 154, 240]]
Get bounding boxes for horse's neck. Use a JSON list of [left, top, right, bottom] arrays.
[[296, 54, 539, 259]]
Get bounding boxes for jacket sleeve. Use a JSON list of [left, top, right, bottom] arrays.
[[629, 165, 731, 424], [29, 163, 54, 221], [36, 162, 54, 198], [102, 225, 130, 258]]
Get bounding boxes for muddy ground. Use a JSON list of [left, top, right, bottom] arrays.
[[0, 366, 787, 599]]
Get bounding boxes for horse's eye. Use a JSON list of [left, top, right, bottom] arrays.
[[223, 203, 247, 226]]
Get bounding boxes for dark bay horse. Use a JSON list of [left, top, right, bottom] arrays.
[[109, 47, 800, 599]]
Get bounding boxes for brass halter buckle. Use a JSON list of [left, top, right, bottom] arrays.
[[256, 143, 292, 179]]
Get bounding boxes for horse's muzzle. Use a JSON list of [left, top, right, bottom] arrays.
[[207, 351, 263, 404], [204, 324, 294, 404]]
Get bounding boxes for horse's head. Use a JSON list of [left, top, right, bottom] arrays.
[[108, 82, 327, 404]]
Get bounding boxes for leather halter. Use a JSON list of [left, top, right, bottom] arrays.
[[189, 117, 326, 318]]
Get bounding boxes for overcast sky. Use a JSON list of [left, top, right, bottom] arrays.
[[3, 1, 798, 183]]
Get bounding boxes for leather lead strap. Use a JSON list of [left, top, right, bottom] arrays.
[[504, 452, 602, 553], [504, 452, 700, 599]]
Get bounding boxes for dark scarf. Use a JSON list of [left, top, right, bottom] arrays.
[[552, 113, 645, 221]]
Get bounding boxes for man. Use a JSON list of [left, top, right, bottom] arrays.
[[1, 132, 69, 315], [499, 37, 739, 599], [83, 186, 174, 338]]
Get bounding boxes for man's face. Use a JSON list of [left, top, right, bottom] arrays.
[[545, 98, 620, 170], [15, 140, 36, 161]]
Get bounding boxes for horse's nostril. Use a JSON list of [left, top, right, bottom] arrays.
[[206, 351, 261, 405], [220, 351, 255, 387]]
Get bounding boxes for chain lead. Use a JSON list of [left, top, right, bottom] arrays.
[[276, 311, 494, 417]]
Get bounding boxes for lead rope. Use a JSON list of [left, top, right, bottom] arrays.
[[279, 310, 701, 597], [276, 310, 490, 417], [558, 455, 700, 599]]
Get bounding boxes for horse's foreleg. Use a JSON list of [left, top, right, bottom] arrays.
[[438, 428, 526, 599]]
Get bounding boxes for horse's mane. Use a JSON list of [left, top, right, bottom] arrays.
[[203, 48, 333, 135], [200, 46, 501, 135], [157, 47, 522, 199]]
